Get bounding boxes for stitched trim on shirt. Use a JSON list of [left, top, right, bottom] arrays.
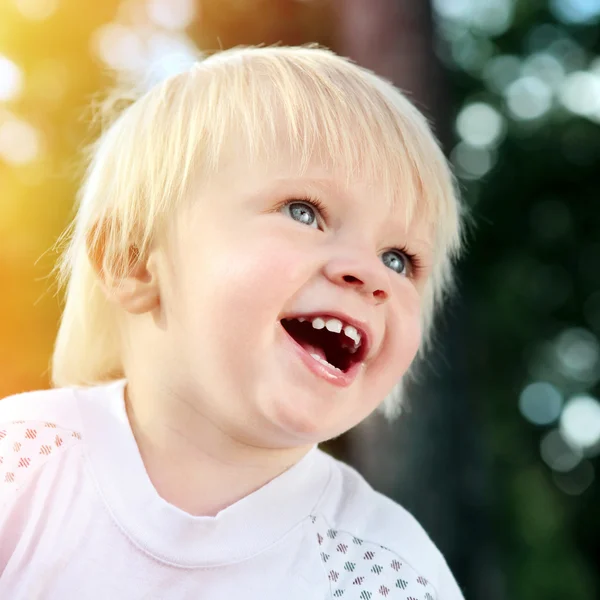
[[84, 459, 317, 571]]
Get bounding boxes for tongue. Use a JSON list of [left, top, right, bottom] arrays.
[[300, 341, 327, 362]]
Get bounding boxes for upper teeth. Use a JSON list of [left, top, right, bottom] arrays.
[[296, 316, 362, 347]]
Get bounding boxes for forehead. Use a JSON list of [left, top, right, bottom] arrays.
[[206, 145, 436, 251]]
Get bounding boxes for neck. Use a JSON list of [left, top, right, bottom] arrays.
[[124, 382, 312, 517]]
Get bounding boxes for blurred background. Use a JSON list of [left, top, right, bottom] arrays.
[[1, 0, 599, 597]]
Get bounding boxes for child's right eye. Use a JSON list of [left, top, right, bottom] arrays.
[[281, 200, 322, 229]]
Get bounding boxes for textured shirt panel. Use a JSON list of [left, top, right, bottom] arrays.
[[310, 515, 437, 600], [0, 420, 83, 497]]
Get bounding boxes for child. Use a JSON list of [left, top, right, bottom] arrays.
[[0, 46, 464, 599]]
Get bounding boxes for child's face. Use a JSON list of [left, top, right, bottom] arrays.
[[152, 152, 433, 448]]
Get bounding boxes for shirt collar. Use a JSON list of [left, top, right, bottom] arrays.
[[77, 380, 332, 567]]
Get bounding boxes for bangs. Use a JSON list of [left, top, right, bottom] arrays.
[[192, 47, 460, 263]]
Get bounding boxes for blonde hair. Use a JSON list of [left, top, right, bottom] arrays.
[[52, 45, 464, 416]]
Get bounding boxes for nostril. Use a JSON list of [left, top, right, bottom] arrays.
[[341, 275, 387, 301], [343, 275, 361, 284]]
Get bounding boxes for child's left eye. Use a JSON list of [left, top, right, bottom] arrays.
[[381, 249, 416, 277], [282, 200, 321, 229]]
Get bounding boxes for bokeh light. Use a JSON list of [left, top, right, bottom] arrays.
[[554, 328, 600, 385], [0, 55, 23, 102], [143, 32, 200, 83], [540, 428, 583, 472], [559, 71, 600, 120], [13, 0, 58, 21], [146, 0, 196, 30], [505, 76, 553, 120], [560, 395, 600, 451], [92, 24, 199, 86], [91, 24, 146, 72], [550, 0, 600, 24], [433, 0, 515, 36], [451, 142, 495, 180], [546, 36, 587, 72], [522, 53, 566, 91], [456, 102, 505, 148], [519, 382, 563, 426], [448, 33, 495, 73], [483, 54, 521, 93], [0, 117, 41, 165], [526, 23, 566, 54]]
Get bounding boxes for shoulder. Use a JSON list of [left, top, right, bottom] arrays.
[[317, 454, 441, 569], [0, 387, 84, 495], [0, 386, 81, 428], [310, 451, 464, 599]]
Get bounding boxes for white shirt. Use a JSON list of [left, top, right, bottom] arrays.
[[0, 380, 464, 599]]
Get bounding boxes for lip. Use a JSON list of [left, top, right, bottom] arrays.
[[279, 310, 374, 361], [279, 322, 365, 388]]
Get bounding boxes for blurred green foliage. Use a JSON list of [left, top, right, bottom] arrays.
[[435, 0, 600, 597]]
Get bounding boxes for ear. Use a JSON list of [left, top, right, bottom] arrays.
[[87, 223, 160, 315]]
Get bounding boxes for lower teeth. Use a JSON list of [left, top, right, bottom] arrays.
[[309, 353, 341, 372]]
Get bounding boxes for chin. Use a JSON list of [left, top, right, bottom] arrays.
[[266, 389, 361, 445]]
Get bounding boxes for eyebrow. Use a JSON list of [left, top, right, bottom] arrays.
[[270, 175, 344, 197]]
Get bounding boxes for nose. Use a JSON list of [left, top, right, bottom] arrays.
[[323, 254, 390, 305]]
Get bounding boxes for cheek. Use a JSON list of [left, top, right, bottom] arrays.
[[214, 238, 310, 308], [398, 285, 423, 352], [401, 287, 423, 346], [381, 284, 423, 374], [176, 235, 313, 342]]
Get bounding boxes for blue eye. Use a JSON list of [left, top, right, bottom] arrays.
[[284, 201, 319, 229], [381, 250, 409, 276]]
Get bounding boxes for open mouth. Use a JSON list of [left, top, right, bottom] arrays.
[[280, 315, 367, 373]]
